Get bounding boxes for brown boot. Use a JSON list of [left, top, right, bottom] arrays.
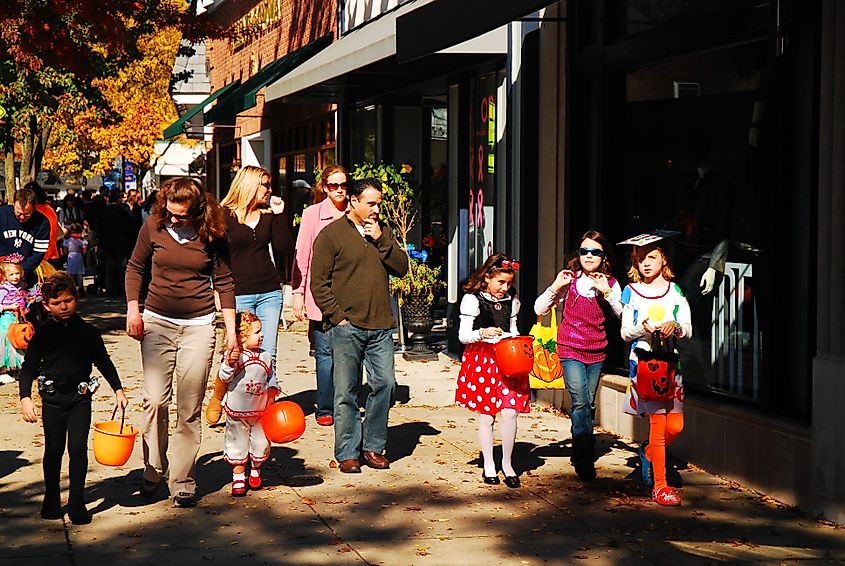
[[205, 375, 228, 424]]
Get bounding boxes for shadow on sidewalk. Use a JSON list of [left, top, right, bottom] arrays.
[[385, 421, 440, 463]]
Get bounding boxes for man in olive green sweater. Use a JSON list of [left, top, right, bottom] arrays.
[[310, 178, 408, 474]]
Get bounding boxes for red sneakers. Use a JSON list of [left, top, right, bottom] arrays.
[[652, 486, 682, 506]]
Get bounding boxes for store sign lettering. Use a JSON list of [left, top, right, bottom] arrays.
[[230, 0, 282, 50]]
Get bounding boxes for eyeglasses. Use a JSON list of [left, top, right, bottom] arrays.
[[578, 248, 604, 257], [498, 259, 520, 270], [326, 182, 348, 191]]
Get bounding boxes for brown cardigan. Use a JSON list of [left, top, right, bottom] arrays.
[[125, 217, 235, 318], [310, 216, 408, 330]]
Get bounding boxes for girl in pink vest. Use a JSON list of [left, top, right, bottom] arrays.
[[534, 230, 622, 481]]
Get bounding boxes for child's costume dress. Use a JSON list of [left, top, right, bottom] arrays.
[[220, 349, 278, 466], [63, 236, 87, 277], [0, 281, 28, 370], [455, 292, 530, 415], [620, 282, 692, 416]]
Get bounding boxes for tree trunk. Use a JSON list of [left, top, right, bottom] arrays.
[[4, 150, 14, 203], [19, 114, 37, 185]]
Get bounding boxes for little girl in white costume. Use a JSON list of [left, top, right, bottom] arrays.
[[220, 311, 279, 496]]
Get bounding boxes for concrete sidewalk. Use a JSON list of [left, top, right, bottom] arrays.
[[1, 296, 844, 565]]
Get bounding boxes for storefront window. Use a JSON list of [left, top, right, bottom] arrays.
[[467, 73, 500, 272], [572, 0, 817, 418]]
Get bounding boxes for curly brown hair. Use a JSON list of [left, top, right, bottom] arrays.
[[462, 252, 519, 297], [312, 164, 349, 205], [151, 177, 227, 243], [42, 271, 78, 300], [565, 230, 614, 275]]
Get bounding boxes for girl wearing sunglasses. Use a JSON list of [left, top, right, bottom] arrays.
[[534, 230, 622, 481]]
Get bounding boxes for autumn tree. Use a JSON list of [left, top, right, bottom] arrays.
[[0, 0, 213, 200], [43, 28, 183, 182]]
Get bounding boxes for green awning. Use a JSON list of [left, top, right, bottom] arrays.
[[203, 33, 333, 125], [162, 80, 241, 139]]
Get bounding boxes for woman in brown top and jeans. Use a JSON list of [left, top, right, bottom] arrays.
[[125, 178, 237, 508]]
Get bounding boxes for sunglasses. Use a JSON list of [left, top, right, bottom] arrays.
[[260, 181, 272, 188], [326, 182, 348, 191], [498, 259, 520, 270], [578, 248, 604, 257], [167, 209, 192, 221]]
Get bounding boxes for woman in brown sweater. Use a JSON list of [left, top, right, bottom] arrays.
[[125, 178, 236, 508]]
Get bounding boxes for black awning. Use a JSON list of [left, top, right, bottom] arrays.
[[396, 0, 558, 63]]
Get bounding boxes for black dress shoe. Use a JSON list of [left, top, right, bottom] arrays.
[[482, 473, 500, 485], [173, 492, 198, 508], [68, 504, 91, 525], [40, 500, 63, 520], [503, 475, 521, 489]]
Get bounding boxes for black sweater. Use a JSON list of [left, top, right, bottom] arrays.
[[19, 315, 122, 399], [225, 209, 292, 296]]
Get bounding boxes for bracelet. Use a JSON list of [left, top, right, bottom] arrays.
[[602, 289, 612, 299]]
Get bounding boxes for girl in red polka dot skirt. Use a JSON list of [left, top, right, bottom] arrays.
[[455, 253, 529, 489]]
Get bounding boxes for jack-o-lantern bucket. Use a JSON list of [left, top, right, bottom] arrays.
[[493, 336, 535, 377], [633, 332, 678, 402], [7, 310, 34, 350]]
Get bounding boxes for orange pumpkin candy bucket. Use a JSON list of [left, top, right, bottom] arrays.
[[493, 335, 535, 377], [93, 406, 138, 466]]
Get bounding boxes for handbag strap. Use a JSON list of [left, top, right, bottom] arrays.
[[536, 307, 559, 328]]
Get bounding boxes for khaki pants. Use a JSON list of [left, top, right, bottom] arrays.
[[141, 314, 216, 496]]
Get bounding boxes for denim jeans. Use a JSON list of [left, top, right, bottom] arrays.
[[330, 323, 395, 461], [561, 359, 604, 437], [236, 290, 283, 372], [311, 321, 334, 418]]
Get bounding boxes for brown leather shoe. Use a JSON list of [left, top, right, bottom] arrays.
[[338, 459, 361, 473], [362, 450, 390, 469]]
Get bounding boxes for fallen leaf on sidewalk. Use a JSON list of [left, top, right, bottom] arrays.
[[301, 497, 316, 505], [404, 506, 422, 511]]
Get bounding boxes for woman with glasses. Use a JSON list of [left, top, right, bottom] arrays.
[[125, 177, 237, 508], [205, 166, 291, 425], [534, 230, 623, 481], [290, 164, 349, 426]]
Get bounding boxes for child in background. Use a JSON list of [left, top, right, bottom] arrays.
[[620, 236, 691, 506], [534, 230, 623, 481], [19, 272, 128, 524], [455, 253, 528, 488], [220, 311, 278, 496], [0, 254, 36, 384], [62, 223, 88, 293]]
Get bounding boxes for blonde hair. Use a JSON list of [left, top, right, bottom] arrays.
[[220, 165, 272, 223], [221, 311, 261, 353], [627, 243, 676, 282]]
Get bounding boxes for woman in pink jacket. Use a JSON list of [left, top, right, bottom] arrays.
[[291, 165, 348, 426]]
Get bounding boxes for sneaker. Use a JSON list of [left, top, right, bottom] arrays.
[[231, 479, 246, 497], [173, 492, 198, 508], [638, 443, 654, 488], [652, 486, 682, 506], [0, 373, 14, 384], [316, 415, 334, 426]]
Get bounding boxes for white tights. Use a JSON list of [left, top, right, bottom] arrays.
[[478, 409, 518, 477]]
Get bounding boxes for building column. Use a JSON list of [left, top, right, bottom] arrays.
[[811, 0, 845, 524]]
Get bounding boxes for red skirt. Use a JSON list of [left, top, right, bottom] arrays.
[[455, 342, 530, 416]]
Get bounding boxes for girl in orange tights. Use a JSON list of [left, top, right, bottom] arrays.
[[620, 239, 691, 506]]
